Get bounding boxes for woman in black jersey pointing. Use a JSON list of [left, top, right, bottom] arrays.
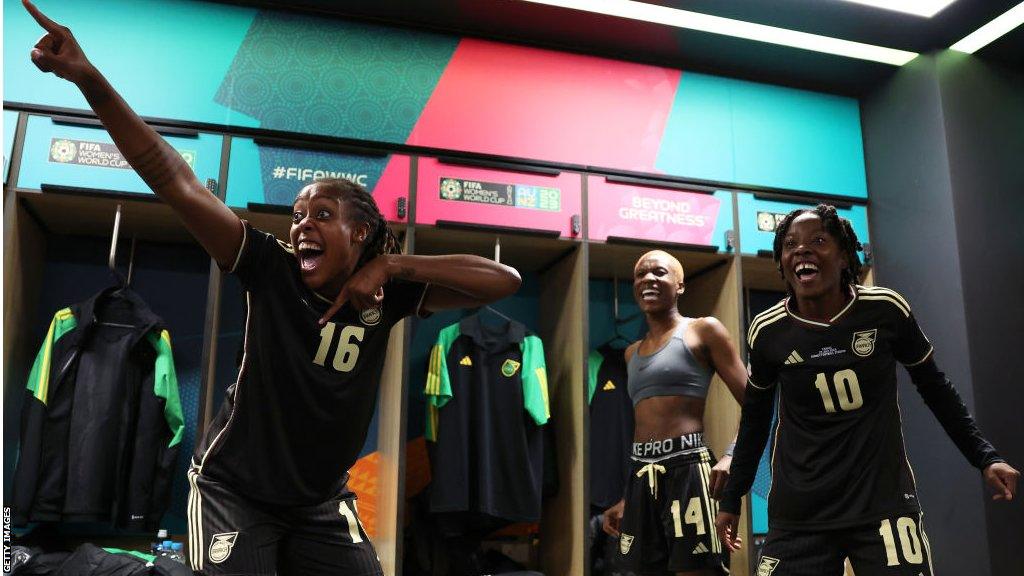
[[716, 205, 1019, 576], [22, 2, 520, 574]]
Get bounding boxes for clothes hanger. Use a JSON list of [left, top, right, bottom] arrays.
[[98, 204, 138, 329], [602, 275, 639, 348], [468, 235, 520, 325]]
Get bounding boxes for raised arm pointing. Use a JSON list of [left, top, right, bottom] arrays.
[[23, 0, 243, 268]]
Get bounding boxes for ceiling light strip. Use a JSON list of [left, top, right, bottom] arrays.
[[837, 1, 957, 19], [522, 0, 918, 66], [950, 1, 1024, 53]]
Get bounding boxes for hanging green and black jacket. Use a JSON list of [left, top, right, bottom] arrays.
[[11, 287, 184, 531]]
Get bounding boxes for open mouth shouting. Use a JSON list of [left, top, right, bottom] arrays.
[[794, 261, 819, 284], [297, 239, 325, 274]]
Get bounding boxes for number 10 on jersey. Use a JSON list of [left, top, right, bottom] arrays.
[[814, 369, 863, 413], [314, 323, 365, 372]]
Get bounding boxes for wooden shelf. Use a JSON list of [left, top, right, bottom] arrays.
[[742, 255, 786, 291], [412, 225, 578, 272], [588, 240, 729, 280], [17, 189, 197, 244]]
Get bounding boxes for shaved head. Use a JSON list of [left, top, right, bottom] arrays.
[[635, 250, 684, 282]]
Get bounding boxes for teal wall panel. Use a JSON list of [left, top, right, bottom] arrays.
[[655, 73, 734, 184], [4, 0, 258, 126], [226, 138, 392, 208], [17, 115, 222, 195], [736, 193, 870, 256], [658, 73, 867, 198], [215, 12, 458, 142], [731, 80, 867, 198]]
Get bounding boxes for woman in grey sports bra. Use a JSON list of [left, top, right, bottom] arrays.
[[602, 250, 748, 576]]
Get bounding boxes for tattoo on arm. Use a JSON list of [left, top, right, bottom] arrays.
[[393, 266, 420, 281], [130, 142, 184, 191]]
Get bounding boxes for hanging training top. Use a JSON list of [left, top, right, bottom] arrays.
[[11, 287, 183, 530], [424, 314, 549, 529], [588, 345, 635, 510], [626, 317, 714, 405]]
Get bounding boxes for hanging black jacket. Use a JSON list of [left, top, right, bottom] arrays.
[[11, 287, 184, 531], [12, 543, 192, 576]]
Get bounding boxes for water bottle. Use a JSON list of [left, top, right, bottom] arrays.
[[151, 529, 169, 556], [167, 542, 186, 564]]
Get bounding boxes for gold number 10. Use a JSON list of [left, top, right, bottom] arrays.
[[813, 369, 863, 413], [879, 517, 924, 566]]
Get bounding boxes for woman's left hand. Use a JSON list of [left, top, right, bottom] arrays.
[[319, 256, 389, 325], [709, 455, 732, 499], [983, 461, 1020, 501]]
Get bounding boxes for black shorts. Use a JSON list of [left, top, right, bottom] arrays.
[[756, 512, 934, 576], [186, 465, 382, 576], [618, 433, 727, 575]]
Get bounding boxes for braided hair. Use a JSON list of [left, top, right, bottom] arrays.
[[772, 204, 863, 295], [312, 178, 401, 270]]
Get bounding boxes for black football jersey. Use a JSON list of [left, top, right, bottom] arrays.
[[742, 286, 933, 530], [194, 222, 427, 505]]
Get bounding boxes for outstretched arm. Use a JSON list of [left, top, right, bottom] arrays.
[[907, 355, 1019, 501], [319, 253, 522, 324], [23, 0, 242, 268]]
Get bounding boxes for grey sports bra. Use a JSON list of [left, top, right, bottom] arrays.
[[627, 318, 714, 405]]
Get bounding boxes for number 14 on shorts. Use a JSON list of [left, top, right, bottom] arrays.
[[670, 497, 706, 537]]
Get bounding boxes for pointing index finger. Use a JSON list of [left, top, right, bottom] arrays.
[[23, 0, 64, 34]]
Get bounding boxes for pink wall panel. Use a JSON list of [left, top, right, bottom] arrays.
[[407, 39, 679, 173], [374, 155, 411, 223]]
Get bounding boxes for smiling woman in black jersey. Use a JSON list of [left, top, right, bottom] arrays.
[[22, 2, 521, 574], [716, 205, 1019, 576]]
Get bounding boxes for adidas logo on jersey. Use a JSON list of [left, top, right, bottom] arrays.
[[459, 356, 473, 366], [784, 351, 804, 364], [603, 380, 616, 391], [692, 542, 709, 555]]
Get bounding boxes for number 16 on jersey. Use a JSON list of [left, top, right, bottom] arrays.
[[314, 322, 365, 373]]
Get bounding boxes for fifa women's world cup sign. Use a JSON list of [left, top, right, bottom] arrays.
[[416, 157, 582, 238]]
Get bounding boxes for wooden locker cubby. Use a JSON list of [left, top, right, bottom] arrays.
[[2, 187, 217, 551], [403, 224, 586, 575]]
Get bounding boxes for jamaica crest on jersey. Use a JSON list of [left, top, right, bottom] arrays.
[[852, 329, 878, 357], [756, 556, 781, 576], [209, 532, 239, 564], [359, 306, 382, 326], [619, 533, 635, 555]]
